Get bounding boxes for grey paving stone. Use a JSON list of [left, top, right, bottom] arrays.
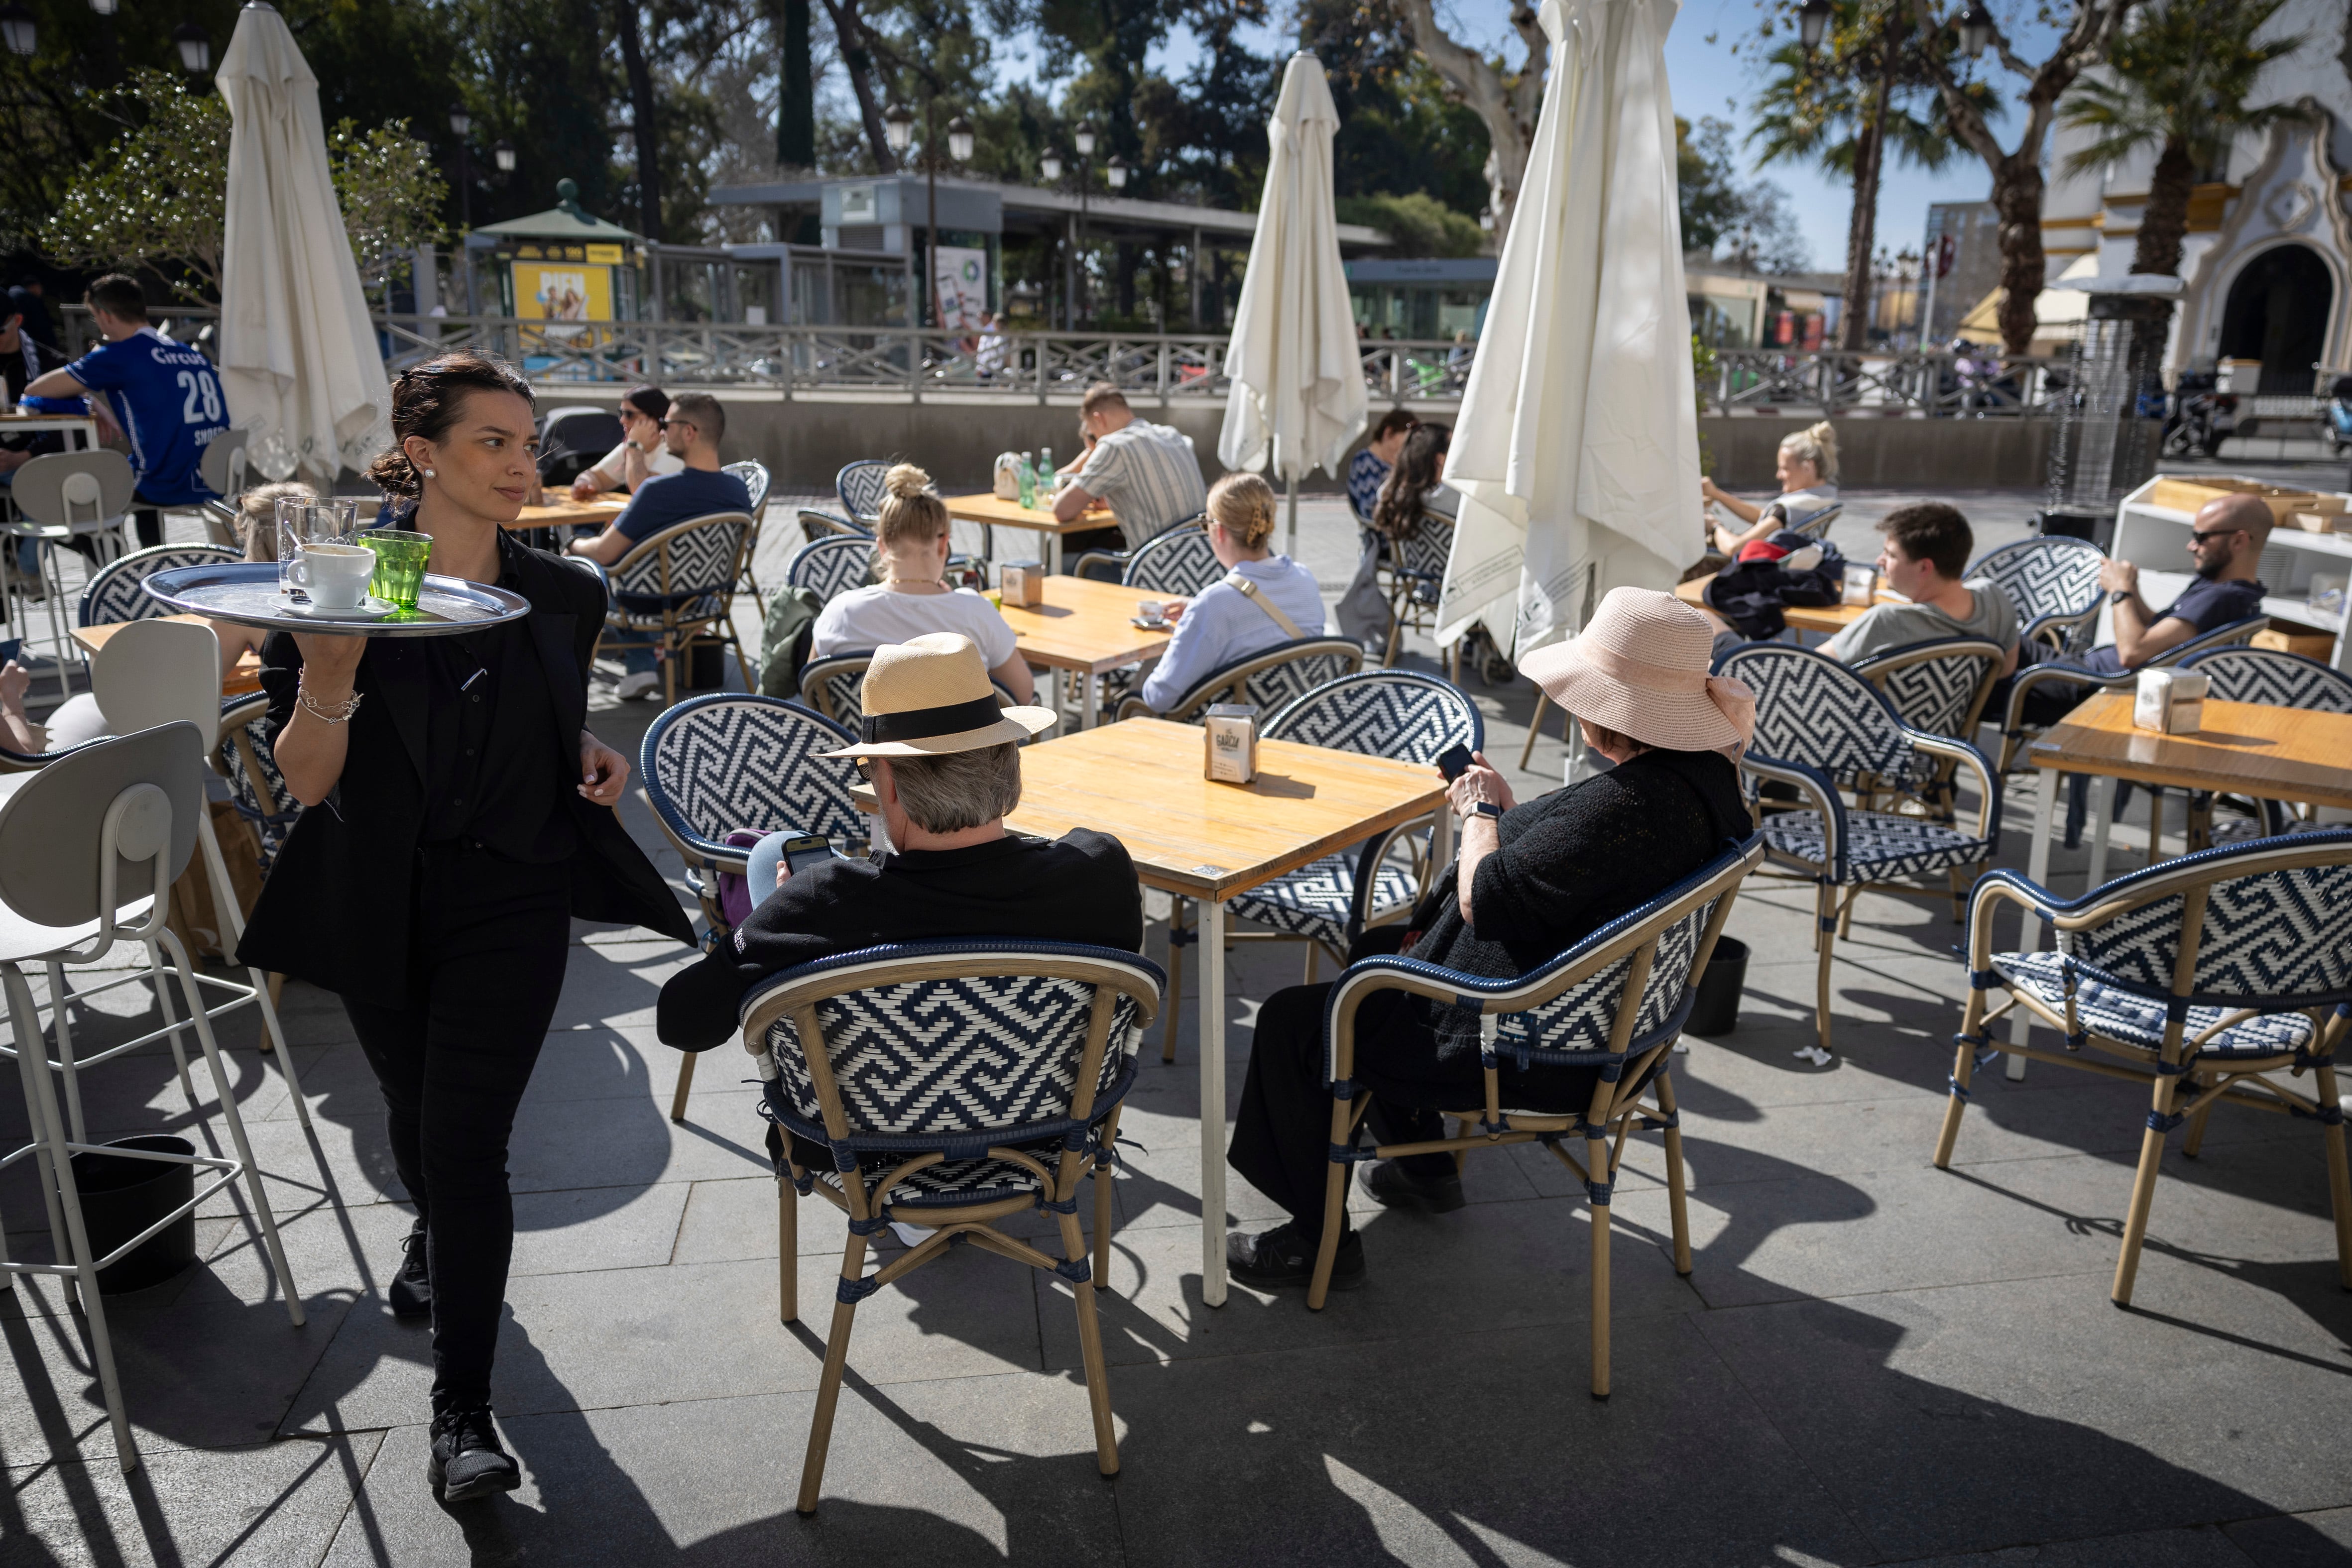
[[1, 1431, 383, 1568], [1107, 1314, 1875, 1568], [1883, 1522, 2260, 1566], [320, 1376, 1123, 1566], [1693, 1264, 2352, 1561], [2222, 1507, 2352, 1566]]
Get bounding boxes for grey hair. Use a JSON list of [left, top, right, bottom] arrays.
[[886, 742, 1022, 834]]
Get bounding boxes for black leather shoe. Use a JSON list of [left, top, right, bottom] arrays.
[[1226, 1221, 1364, 1292], [429, 1405, 521, 1503], [389, 1218, 431, 1319], [1360, 1158, 1466, 1213]]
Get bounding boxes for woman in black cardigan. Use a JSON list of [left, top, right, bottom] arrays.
[[238, 351, 694, 1502]]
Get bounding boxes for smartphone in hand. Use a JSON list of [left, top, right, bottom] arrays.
[[1435, 743, 1474, 782]]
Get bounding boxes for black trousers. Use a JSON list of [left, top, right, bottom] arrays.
[[342, 844, 572, 1412], [1228, 929, 1600, 1238]]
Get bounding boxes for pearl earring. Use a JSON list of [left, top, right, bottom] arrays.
[[422, 467, 436, 478]]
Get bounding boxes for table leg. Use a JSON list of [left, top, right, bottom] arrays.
[[1081, 668, 1099, 731], [2086, 778, 2114, 892], [1199, 898, 1228, 1309], [1045, 529, 1062, 576], [2008, 767, 2062, 1082]]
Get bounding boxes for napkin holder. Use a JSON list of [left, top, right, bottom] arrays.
[[1840, 564, 1878, 607], [2134, 668, 2207, 735], [999, 561, 1046, 607], [1203, 703, 1259, 784]]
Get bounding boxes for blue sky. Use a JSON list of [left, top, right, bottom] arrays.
[[1114, 0, 2049, 272]]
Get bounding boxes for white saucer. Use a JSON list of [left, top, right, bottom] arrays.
[[280, 594, 398, 621]]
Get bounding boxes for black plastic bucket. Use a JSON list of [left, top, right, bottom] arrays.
[[1685, 937, 1750, 1038], [70, 1135, 197, 1294]]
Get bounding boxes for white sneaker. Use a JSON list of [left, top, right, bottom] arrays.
[[889, 1221, 934, 1248], [616, 671, 660, 700]]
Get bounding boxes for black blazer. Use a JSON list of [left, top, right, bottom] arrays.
[[237, 535, 696, 1008]]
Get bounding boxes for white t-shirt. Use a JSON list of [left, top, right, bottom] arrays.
[[810, 585, 1021, 669], [593, 440, 684, 490]]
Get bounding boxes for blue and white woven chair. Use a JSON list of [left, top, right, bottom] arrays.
[[641, 694, 864, 1121], [601, 510, 755, 707], [78, 543, 237, 628], [1379, 507, 1454, 668], [214, 691, 299, 869], [1112, 636, 1365, 724], [1718, 643, 2002, 1058], [1123, 524, 1220, 596], [784, 534, 875, 608], [798, 507, 869, 546], [741, 939, 1164, 1511], [797, 651, 1026, 738], [834, 459, 891, 525], [720, 458, 772, 600], [1311, 835, 1764, 1396], [1970, 536, 2106, 659], [1217, 672, 1483, 1032], [1071, 514, 1209, 584], [2175, 647, 2352, 846], [1937, 831, 2352, 1306], [1846, 636, 2007, 818]]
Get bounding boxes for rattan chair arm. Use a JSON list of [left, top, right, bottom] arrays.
[[1071, 549, 1128, 583], [1739, 753, 1842, 870], [1113, 693, 1153, 722], [1904, 732, 2002, 842]]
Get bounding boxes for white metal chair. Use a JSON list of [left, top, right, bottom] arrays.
[[9, 450, 138, 696], [196, 430, 248, 506], [0, 724, 305, 1472], [90, 619, 308, 1123], [742, 939, 1163, 1511]]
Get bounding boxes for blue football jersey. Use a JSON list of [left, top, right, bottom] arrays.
[[66, 328, 229, 506]]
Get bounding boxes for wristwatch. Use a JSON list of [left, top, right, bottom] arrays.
[[2109, 589, 2133, 606], [1471, 801, 1504, 820]]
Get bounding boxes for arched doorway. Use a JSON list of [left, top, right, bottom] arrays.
[[2217, 243, 2335, 395]]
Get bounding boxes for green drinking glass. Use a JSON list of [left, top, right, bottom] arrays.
[[362, 529, 433, 610]]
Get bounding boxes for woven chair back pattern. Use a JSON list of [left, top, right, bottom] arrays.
[[787, 536, 876, 606], [1722, 645, 1923, 790], [1398, 512, 1453, 584], [646, 697, 866, 851], [836, 461, 892, 523], [2062, 853, 2352, 1004], [1266, 672, 1480, 765], [1976, 538, 2105, 654], [610, 515, 746, 615], [1123, 528, 1221, 596], [722, 459, 772, 516], [1868, 644, 2001, 738], [764, 975, 1148, 1136], [1497, 898, 1716, 1061], [2182, 648, 2352, 713], [804, 659, 868, 727], [81, 544, 237, 628], [218, 713, 294, 849], [1239, 645, 1364, 717]]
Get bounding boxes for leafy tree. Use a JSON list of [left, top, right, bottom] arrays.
[[1678, 115, 1746, 254], [1335, 192, 1485, 257], [40, 71, 231, 300], [328, 120, 450, 295], [1303, 0, 1489, 223], [1383, 0, 1545, 242], [2059, 0, 2304, 283]]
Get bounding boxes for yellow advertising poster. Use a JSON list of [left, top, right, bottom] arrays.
[[514, 262, 612, 322]]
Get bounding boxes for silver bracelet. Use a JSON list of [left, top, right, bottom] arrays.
[[297, 679, 362, 725]]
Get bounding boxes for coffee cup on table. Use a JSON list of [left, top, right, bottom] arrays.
[[288, 542, 378, 610]]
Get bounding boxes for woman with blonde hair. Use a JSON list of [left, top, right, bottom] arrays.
[[1700, 419, 1841, 554], [809, 462, 1036, 702], [1137, 470, 1325, 712]]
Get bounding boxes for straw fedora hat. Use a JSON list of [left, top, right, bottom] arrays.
[[817, 632, 1057, 758], [1516, 588, 1755, 759]]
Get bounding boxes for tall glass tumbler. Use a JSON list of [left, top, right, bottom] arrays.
[[273, 497, 360, 598]]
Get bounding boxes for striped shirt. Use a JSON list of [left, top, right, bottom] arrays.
[[1076, 420, 1207, 549]]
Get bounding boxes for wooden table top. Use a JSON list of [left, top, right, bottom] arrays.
[[71, 614, 263, 696], [1675, 572, 1887, 637], [943, 492, 1120, 537], [511, 496, 627, 531], [852, 717, 1446, 901], [0, 409, 95, 423], [2029, 692, 2352, 808], [996, 575, 1174, 674]]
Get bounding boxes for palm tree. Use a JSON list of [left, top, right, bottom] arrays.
[[1749, 0, 1997, 351], [2060, 0, 2306, 284]]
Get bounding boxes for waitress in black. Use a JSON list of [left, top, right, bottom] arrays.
[[240, 351, 694, 1503]]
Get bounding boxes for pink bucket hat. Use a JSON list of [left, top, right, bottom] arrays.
[[1516, 588, 1756, 761]]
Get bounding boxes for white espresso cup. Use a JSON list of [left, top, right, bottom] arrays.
[[288, 542, 378, 610]]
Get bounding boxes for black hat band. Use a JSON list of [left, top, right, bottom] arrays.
[[860, 695, 1007, 746]]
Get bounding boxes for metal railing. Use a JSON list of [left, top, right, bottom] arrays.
[[1703, 348, 2071, 418]]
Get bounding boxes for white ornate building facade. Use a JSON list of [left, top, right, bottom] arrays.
[[2041, 0, 2352, 392]]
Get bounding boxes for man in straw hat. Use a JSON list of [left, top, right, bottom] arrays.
[[1226, 590, 1758, 1292], [656, 633, 1144, 1065]]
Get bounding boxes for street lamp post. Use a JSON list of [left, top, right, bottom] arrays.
[[171, 20, 208, 72], [0, 4, 36, 56], [1074, 122, 1097, 330], [448, 104, 473, 231]]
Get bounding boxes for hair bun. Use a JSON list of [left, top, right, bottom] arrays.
[[884, 462, 933, 499]]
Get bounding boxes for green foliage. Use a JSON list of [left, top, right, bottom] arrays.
[[39, 70, 231, 301], [327, 120, 448, 287], [1306, 0, 1490, 222], [2059, 0, 2304, 181], [1746, 7, 1993, 183], [1335, 193, 1485, 258]]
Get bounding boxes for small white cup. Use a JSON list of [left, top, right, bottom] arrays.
[[289, 542, 377, 610]]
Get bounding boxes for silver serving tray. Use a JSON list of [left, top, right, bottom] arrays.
[[140, 562, 531, 637]]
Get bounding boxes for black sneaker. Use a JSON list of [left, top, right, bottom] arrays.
[[1360, 1158, 1466, 1213], [1226, 1221, 1364, 1292], [428, 1405, 521, 1503], [389, 1218, 431, 1319]]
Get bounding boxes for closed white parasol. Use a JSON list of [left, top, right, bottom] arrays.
[[216, 0, 391, 483], [1218, 50, 1368, 555], [1435, 0, 1703, 664]]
